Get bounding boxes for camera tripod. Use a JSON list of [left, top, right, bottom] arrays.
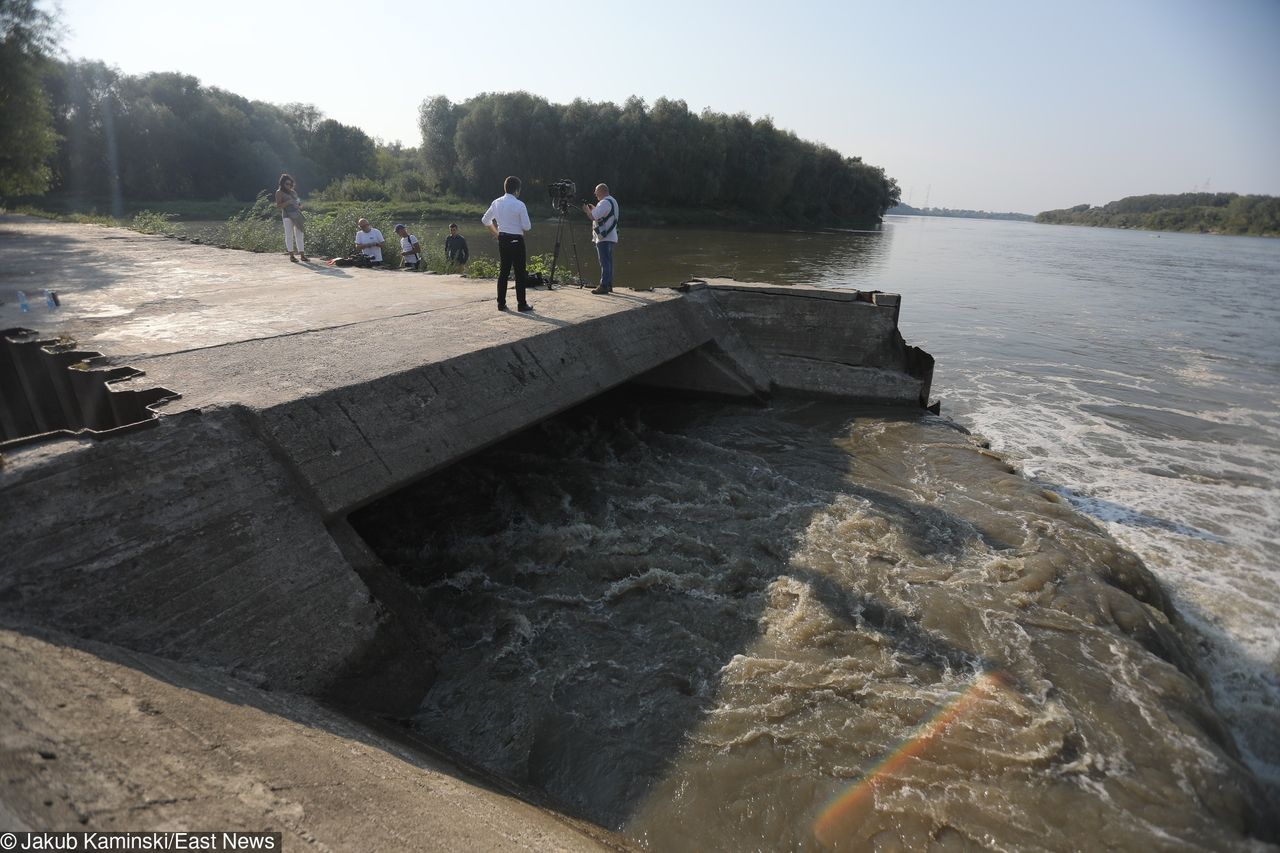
[[547, 202, 587, 289]]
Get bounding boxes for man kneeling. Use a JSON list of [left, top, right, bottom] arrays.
[[354, 218, 385, 266]]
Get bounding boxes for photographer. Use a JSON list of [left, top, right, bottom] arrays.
[[581, 183, 619, 294], [481, 176, 534, 312], [395, 224, 423, 269]]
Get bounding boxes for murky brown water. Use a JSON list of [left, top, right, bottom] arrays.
[[351, 391, 1273, 850]]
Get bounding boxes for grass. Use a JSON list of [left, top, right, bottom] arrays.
[[7, 195, 250, 221], [305, 197, 485, 223], [6, 204, 119, 226]]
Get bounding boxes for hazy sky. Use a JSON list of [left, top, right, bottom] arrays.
[[50, 0, 1280, 213]]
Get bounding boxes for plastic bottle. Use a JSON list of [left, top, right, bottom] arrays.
[[17, 291, 29, 312], [44, 289, 59, 309]]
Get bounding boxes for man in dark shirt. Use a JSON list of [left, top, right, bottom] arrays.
[[444, 223, 469, 265]]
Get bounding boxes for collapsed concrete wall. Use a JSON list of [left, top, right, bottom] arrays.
[[636, 283, 934, 405], [702, 282, 934, 405], [0, 328, 178, 444]]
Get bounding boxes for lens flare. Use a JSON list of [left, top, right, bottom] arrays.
[[813, 670, 1014, 847]]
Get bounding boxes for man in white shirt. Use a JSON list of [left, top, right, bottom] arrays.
[[582, 183, 619, 294], [394, 224, 422, 269], [480, 176, 533, 311], [354, 218, 385, 265]]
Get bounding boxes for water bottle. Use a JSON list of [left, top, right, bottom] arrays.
[[44, 289, 59, 309], [17, 291, 29, 312]]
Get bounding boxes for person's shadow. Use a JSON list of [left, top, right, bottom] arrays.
[[299, 260, 352, 278]]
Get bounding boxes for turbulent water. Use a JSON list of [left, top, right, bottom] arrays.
[[351, 217, 1280, 850], [859, 218, 1280, 805]]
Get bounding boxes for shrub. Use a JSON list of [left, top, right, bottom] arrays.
[[314, 175, 391, 202], [462, 252, 583, 285], [223, 193, 281, 253], [464, 256, 499, 279], [222, 195, 399, 258], [130, 210, 179, 235]]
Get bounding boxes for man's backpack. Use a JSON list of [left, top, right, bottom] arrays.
[[332, 253, 374, 268]]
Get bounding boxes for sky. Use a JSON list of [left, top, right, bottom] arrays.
[[48, 0, 1280, 214]]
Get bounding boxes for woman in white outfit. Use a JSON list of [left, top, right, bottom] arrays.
[[275, 173, 308, 262]]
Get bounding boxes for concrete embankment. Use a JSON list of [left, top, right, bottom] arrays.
[[0, 216, 932, 844]]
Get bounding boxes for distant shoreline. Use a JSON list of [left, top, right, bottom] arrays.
[[1035, 192, 1280, 238], [886, 204, 1034, 222], [1033, 220, 1278, 238]]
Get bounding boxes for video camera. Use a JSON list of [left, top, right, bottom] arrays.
[[547, 178, 577, 214]]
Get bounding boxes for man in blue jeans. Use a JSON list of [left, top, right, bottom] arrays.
[[582, 183, 619, 294]]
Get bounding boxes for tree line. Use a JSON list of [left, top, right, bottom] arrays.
[[418, 93, 900, 224], [1, 3, 899, 226], [33, 60, 389, 211], [1036, 193, 1280, 237]]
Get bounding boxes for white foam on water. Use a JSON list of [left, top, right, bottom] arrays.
[[952, 360, 1280, 795]]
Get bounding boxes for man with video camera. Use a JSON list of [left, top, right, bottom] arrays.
[[581, 183, 619, 294]]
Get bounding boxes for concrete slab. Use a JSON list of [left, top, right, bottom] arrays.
[[0, 213, 682, 373]]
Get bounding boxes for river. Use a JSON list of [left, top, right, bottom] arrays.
[[345, 215, 1279, 849]]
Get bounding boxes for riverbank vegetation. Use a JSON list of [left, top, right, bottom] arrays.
[[1036, 193, 1280, 236], [2, 1, 900, 232], [6, 196, 559, 281]]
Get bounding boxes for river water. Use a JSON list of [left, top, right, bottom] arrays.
[[350, 216, 1280, 850]]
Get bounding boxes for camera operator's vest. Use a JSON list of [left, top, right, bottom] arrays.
[[594, 197, 618, 241]]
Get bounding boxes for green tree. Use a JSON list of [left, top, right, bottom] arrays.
[[452, 92, 560, 198], [305, 118, 377, 190], [0, 0, 59, 197], [418, 95, 461, 192], [39, 60, 338, 205], [44, 60, 119, 201], [417, 90, 899, 224]]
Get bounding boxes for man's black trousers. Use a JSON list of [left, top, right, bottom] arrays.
[[497, 233, 528, 307]]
